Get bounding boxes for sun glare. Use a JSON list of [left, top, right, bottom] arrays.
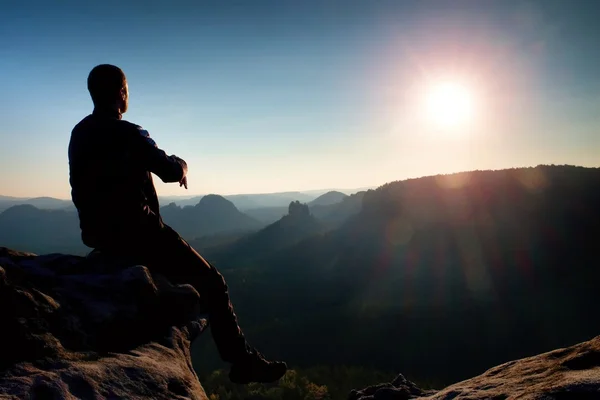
[[424, 81, 475, 129]]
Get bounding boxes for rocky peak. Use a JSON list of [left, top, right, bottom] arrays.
[[0, 247, 209, 399], [288, 200, 310, 218]]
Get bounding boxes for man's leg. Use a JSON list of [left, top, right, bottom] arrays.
[[147, 225, 248, 362], [130, 225, 287, 383]]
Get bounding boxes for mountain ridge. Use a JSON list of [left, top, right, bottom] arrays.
[[192, 164, 600, 385], [308, 191, 349, 207], [2, 164, 600, 396], [199, 200, 324, 268], [160, 194, 262, 240]]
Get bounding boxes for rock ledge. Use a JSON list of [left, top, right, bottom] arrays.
[[0, 247, 209, 400], [350, 335, 600, 399]]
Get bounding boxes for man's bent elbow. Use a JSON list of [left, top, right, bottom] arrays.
[[159, 156, 187, 183], [160, 167, 185, 183]]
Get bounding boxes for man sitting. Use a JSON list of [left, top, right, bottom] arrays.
[[68, 64, 287, 384]]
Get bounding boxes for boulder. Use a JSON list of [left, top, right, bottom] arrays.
[[0, 247, 209, 400]]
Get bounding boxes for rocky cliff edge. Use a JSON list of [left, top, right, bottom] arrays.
[[350, 335, 600, 399], [0, 247, 209, 400]]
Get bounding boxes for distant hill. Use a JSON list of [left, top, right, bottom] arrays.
[[244, 191, 366, 227], [243, 206, 289, 225], [23, 197, 72, 209], [157, 188, 372, 210], [0, 195, 263, 254], [200, 200, 324, 267], [224, 192, 316, 210], [193, 165, 600, 385], [160, 196, 204, 208], [160, 194, 262, 240], [158, 191, 317, 210], [158, 195, 201, 207], [308, 191, 348, 207], [1, 188, 373, 213], [0, 196, 72, 213], [0, 205, 87, 255], [0, 197, 18, 213], [311, 190, 366, 228]]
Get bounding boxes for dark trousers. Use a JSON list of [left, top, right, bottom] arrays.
[[106, 224, 249, 363]]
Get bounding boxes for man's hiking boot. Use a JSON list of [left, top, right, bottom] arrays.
[[229, 349, 287, 384]]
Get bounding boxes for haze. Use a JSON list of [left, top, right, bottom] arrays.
[[2, 0, 600, 198]]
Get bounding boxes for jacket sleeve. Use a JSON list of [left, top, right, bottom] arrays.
[[130, 125, 188, 183]]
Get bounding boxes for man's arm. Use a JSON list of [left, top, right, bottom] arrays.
[[131, 125, 188, 183]]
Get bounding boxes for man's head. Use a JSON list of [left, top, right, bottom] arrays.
[[87, 64, 129, 114]]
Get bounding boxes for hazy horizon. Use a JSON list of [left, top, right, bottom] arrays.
[[0, 163, 577, 201], [0, 184, 376, 201], [3, 0, 600, 198]]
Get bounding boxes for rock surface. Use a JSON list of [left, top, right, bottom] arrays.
[[0, 247, 209, 400], [350, 335, 600, 399], [349, 373, 436, 400]]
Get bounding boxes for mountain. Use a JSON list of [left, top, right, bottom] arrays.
[[21, 196, 72, 209], [0, 188, 372, 213], [243, 206, 289, 225], [0, 195, 262, 255], [0, 196, 19, 213], [160, 194, 262, 240], [0, 205, 87, 255], [0, 196, 72, 213], [244, 191, 366, 227], [227, 188, 374, 210], [160, 195, 205, 208], [311, 190, 366, 228], [298, 187, 377, 196], [159, 191, 317, 210], [224, 192, 316, 210], [0, 195, 19, 203], [308, 191, 348, 207], [158, 188, 371, 211], [193, 165, 600, 385], [5, 165, 600, 389], [198, 200, 324, 267], [158, 195, 203, 207]]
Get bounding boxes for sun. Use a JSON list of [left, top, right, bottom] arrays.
[[424, 81, 475, 129]]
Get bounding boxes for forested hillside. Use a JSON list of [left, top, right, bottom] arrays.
[[194, 165, 600, 386]]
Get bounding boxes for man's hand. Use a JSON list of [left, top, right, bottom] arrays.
[[169, 154, 188, 189], [179, 176, 188, 189]]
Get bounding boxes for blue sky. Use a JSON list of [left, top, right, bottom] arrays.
[[1, 0, 600, 198]]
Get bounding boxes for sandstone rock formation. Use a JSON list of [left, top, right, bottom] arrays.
[[350, 335, 600, 399], [0, 247, 209, 400]]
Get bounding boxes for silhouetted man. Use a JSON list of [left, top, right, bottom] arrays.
[[68, 64, 287, 384]]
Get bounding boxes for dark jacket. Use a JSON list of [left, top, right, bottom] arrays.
[[68, 108, 187, 249]]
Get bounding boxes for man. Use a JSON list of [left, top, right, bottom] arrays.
[[68, 64, 287, 384]]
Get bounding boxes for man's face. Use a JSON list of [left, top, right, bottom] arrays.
[[119, 83, 129, 114]]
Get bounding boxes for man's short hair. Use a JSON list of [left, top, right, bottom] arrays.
[[87, 64, 127, 106]]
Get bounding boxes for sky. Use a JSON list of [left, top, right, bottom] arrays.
[[1, 0, 600, 199]]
